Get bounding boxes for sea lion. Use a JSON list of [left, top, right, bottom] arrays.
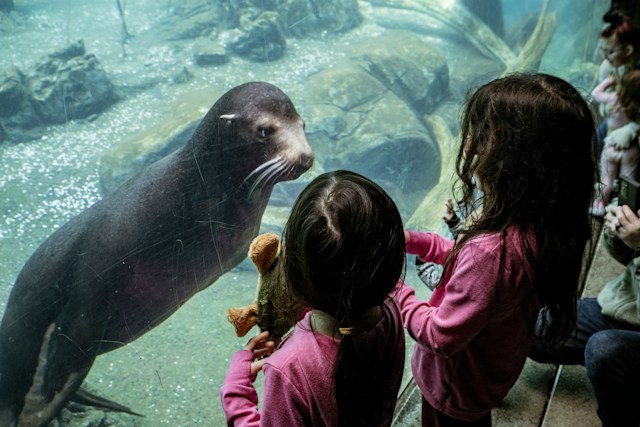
[[0, 81, 314, 427]]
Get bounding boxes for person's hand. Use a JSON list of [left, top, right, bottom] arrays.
[[443, 199, 461, 228], [443, 199, 458, 222], [605, 204, 640, 249], [244, 330, 276, 376], [404, 230, 411, 244]]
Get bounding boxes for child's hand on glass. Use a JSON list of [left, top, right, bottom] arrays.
[[443, 199, 461, 227]]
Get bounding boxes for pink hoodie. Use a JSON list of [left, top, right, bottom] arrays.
[[396, 229, 540, 421], [220, 299, 405, 426]]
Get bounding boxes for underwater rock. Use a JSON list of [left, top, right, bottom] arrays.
[[303, 61, 441, 215], [368, 0, 517, 70], [302, 32, 450, 211], [0, 40, 118, 142], [276, 0, 362, 38], [48, 39, 86, 62], [0, 67, 41, 140], [26, 40, 117, 124], [350, 32, 449, 115], [221, 0, 361, 38], [153, 0, 218, 41], [0, 66, 29, 118], [139, 0, 362, 64], [223, 11, 286, 62], [192, 39, 229, 66]]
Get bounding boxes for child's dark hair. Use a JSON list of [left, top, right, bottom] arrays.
[[601, 15, 640, 50], [454, 73, 597, 348], [618, 69, 640, 121], [280, 169, 406, 426]]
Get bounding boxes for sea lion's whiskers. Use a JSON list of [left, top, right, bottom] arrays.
[[263, 162, 293, 188], [248, 159, 284, 194], [260, 160, 287, 183], [243, 157, 281, 185], [262, 163, 287, 187], [248, 159, 287, 197]]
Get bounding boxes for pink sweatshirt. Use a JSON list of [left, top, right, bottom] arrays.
[[396, 229, 540, 421], [220, 299, 405, 426]]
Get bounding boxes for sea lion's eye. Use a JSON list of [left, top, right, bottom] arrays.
[[259, 127, 274, 137]]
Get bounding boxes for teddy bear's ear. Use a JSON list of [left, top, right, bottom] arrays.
[[248, 232, 280, 275], [227, 304, 258, 337]]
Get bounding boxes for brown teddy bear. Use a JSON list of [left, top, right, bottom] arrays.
[[227, 232, 303, 341]]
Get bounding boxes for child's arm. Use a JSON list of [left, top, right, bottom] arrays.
[[220, 331, 274, 426], [591, 75, 617, 105], [405, 230, 454, 264], [220, 350, 261, 426], [395, 238, 501, 356]]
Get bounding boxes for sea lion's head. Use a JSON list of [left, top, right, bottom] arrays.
[[197, 82, 314, 196]]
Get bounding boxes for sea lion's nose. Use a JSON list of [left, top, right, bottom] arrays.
[[300, 152, 314, 169]]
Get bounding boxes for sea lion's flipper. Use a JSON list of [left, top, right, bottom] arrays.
[[71, 388, 144, 417], [18, 323, 91, 427], [15, 324, 143, 424]]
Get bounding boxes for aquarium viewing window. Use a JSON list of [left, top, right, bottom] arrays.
[[0, 0, 609, 425]]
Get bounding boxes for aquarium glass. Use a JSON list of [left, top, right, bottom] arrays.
[[0, 0, 609, 425]]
